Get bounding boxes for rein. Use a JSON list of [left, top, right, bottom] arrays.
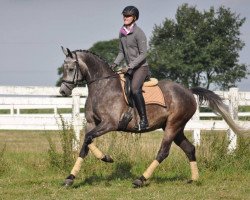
[[86, 74, 119, 86]]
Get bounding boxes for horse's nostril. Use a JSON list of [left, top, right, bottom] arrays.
[[60, 90, 66, 96]]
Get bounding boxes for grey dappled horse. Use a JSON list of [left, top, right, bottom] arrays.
[[59, 47, 241, 187]]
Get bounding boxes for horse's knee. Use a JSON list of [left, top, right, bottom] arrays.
[[84, 133, 93, 144], [79, 146, 89, 158], [79, 134, 93, 158]]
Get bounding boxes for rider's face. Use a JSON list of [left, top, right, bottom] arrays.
[[123, 15, 134, 26]]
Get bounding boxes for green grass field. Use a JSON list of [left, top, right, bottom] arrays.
[[0, 130, 249, 200]]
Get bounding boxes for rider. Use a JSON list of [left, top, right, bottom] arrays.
[[111, 6, 149, 131]]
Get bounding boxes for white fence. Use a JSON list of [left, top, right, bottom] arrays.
[[0, 86, 87, 142], [0, 86, 250, 150]]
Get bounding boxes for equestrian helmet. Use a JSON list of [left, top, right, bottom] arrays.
[[122, 6, 139, 20]]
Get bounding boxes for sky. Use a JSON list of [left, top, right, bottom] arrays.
[[0, 0, 249, 91]]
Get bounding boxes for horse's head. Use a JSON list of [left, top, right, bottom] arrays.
[[60, 46, 117, 96], [59, 47, 86, 96]]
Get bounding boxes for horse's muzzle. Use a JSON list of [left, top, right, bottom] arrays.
[[59, 83, 73, 97], [60, 89, 68, 97]]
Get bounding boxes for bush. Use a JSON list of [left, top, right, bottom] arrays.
[[44, 117, 78, 171], [197, 131, 250, 172], [0, 144, 7, 175]]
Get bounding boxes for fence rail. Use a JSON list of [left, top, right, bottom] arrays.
[[0, 86, 87, 143], [0, 86, 250, 150]]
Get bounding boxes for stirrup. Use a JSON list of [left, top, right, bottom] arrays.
[[133, 122, 149, 131]]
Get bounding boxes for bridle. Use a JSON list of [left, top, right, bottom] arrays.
[[61, 52, 82, 87], [61, 52, 119, 87]]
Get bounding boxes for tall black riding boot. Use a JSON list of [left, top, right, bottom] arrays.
[[133, 92, 149, 131]]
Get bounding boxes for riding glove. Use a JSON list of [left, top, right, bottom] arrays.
[[126, 68, 133, 76]]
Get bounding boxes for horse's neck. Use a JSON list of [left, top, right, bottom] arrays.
[[80, 53, 120, 92], [88, 65, 111, 80], [81, 53, 113, 82]]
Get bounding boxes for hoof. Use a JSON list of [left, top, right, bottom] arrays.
[[133, 179, 143, 188], [187, 179, 193, 184], [63, 174, 75, 187], [101, 155, 114, 163], [187, 179, 201, 185], [64, 178, 74, 187], [187, 179, 199, 184], [132, 177, 146, 188]]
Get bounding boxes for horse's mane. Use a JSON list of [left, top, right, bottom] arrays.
[[72, 49, 110, 67]]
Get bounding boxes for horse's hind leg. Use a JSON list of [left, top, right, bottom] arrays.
[[174, 130, 199, 182], [133, 125, 177, 187]]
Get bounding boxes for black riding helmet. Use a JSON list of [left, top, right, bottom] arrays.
[[122, 6, 139, 20]]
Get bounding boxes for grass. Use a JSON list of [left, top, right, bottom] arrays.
[[0, 130, 249, 200]]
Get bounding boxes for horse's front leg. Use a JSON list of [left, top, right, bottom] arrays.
[[79, 121, 115, 161], [81, 122, 107, 160], [63, 121, 114, 187], [88, 143, 114, 163]]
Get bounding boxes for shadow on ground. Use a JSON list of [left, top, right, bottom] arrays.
[[72, 161, 189, 188]]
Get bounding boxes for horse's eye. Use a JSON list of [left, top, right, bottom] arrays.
[[69, 68, 74, 72]]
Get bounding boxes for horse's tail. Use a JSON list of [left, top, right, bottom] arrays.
[[190, 87, 242, 135]]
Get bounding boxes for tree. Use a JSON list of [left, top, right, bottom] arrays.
[[56, 65, 63, 87], [89, 39, 119, 64], [56, 39, 119, 86], [148, 4, 248, 89]]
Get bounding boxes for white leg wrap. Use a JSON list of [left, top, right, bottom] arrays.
[[70, 157, 83, 177], [143, 160, 160, 179], [190, 161, 199, 181], [88, 143, 104, 159]]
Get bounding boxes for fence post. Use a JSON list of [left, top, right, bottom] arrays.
[[10, 105, 14, 116], [72, 92, 81, 150], [228, 87, 238, 152], [192, 95, 201, 146]]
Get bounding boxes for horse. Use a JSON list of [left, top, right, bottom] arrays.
[[59, 47, 242, 187]]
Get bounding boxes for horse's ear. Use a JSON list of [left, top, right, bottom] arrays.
[[61, 46, 68, 56], [66, 48, 73, 58], [61, 46, 73, 58]]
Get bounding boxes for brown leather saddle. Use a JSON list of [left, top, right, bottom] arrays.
[[119, 74, 166, 107]]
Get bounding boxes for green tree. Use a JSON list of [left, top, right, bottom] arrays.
[[56, 65, 63, 87], [148, 4, 248, 89], [56, 39, 119, 86], [89, 39, 119, 64]]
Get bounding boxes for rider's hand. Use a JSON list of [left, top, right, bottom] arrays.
[[121, 67, 133, 76], [126, 68, 133, 76], [120, 67, 128, 74]]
